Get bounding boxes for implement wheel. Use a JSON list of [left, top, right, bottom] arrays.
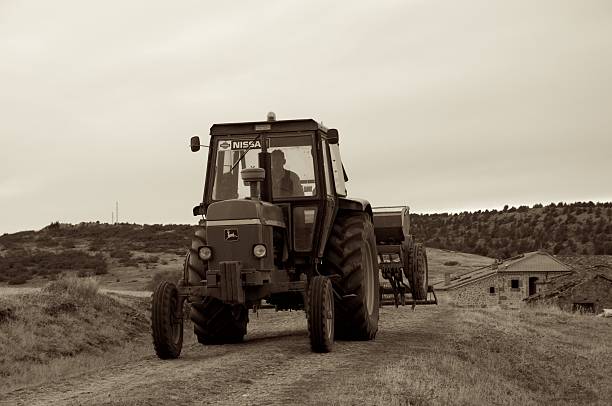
[[151, 281, 183, 359], [325, 212, 379, 340], [407, 243, 428, 300], [190, 297, 248, 344], [308, 276, 335, 353]]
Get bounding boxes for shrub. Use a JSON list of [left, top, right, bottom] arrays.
[[60, 239, 75, 249], [110, 249, 132, 260], [43, 276, 100, 299], [46, 221, 61, 230], [147, 269, 181, 291], [0, 250, 108, 281], [7, 275, 29, 285]]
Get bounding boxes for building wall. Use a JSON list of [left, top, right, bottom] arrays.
[[449, 272, 554, 308], [557, 277, 612, 314], [449, 275, 502, 308], [497, 272, 552, 309]]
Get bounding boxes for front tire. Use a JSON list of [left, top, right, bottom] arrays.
[[185, 226, 207, 285], [324, 212, 379, 340], [308, 276, 335, 353], [190, 297, 248, 344], [151, 281, 183, 359]]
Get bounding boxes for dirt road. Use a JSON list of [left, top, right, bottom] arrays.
[[2, 306, 452, 406]]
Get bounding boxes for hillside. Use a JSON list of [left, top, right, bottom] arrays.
[[1, 201, 611, 287], [0, 277, 149, 391], [426, 248, 493, 285], [411, 201, 612, 259], [0, 223, 191, 288], [0, 221, 494, 289]]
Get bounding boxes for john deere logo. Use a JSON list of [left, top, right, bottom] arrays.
[[219, 141, 231, 150], [224, 229, 239, 241]]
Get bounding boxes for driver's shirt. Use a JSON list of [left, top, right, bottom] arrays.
[[272, 169, 304, 197]]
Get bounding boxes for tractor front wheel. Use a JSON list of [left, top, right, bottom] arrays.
[[151, 281, 184, 359], [190, 297, 248, 344], [308, 276, 335, 353]]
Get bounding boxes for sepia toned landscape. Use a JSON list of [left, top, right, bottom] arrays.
[[2, 1, 612, 405], [1, 209, 611, 405]]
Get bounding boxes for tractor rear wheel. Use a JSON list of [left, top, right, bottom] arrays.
[[151, 281, 183, 359], [325, 212, 379, 340], [407, 243, 428, 300], [190, 297, 248, 344], [308, 276, 335, 353]]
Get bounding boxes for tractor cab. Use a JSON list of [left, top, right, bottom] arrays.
[[191, 116, 347, 260]]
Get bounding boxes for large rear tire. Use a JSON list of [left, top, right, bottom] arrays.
[[151, 281, 183, 359], [308, 276, 335, 353], [324, 212, 379, 340], [190, 297, 248, 345], [406, 243, 428, 300]]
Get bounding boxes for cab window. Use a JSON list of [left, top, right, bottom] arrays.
[[212, 138, 260, 200], [268, 135, 316, 198]]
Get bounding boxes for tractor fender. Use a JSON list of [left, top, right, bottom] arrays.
[[337, 197, 373, 219]]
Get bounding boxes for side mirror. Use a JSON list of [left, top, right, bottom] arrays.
[[190, 136, 201, 152], [328, 129, 339, 144]]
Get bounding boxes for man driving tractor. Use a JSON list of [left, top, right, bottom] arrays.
[[270, 149, 304, 197]]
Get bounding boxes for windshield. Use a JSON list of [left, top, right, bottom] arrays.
[[211, 135, 317, 201], [212, 139, 261, 200]]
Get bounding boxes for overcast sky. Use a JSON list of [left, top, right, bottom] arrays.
[[1, 0, 611, 234]]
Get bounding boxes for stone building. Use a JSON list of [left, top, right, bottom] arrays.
[[558, 274, 612, 313], [435, 251, 572, 309], [525, 265, 612, 314]]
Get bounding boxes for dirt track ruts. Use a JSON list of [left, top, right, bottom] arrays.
[[2, 306, 453, 406]]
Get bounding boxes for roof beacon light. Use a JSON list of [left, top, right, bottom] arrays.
[[266, 112, 276, 121]]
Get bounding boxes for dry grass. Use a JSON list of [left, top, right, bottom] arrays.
[[312, 305, 612, 406], [0, 277, 150, 392], [42, 275, 100, 298], [427, 248, 494, 284], [146, 268, 182, 291]]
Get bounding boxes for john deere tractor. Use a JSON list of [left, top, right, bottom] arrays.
[[152, 113, 382, 357]]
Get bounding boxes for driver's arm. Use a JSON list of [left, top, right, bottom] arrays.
[[290, 172, 304, 196]]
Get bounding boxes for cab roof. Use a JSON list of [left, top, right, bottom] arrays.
[[210, 119, 328, 136]]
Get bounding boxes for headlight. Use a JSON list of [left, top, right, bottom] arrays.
[[198, 246, 212, 261], [253, 244, 267, 258]]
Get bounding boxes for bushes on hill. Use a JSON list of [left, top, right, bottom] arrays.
[[0, 250, 108, 284], [411, 201, 612, 259]]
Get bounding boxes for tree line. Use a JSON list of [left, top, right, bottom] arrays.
[[410, 201, 612, 259]]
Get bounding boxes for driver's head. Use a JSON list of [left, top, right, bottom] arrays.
[[271, 149, 286, 172]]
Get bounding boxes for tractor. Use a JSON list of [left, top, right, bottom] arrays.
[[151, 113, 427, 358]]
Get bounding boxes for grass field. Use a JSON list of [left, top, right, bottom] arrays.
[[1, 278, 611, 405], [426, 247, 494, 285], [0, 277, 151, 391]]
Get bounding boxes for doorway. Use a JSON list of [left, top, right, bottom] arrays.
[[528, 276, 539, 296]]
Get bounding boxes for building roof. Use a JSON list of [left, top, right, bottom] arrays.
[[525, 265, 612, 302], [434, 251, 572, 291]]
